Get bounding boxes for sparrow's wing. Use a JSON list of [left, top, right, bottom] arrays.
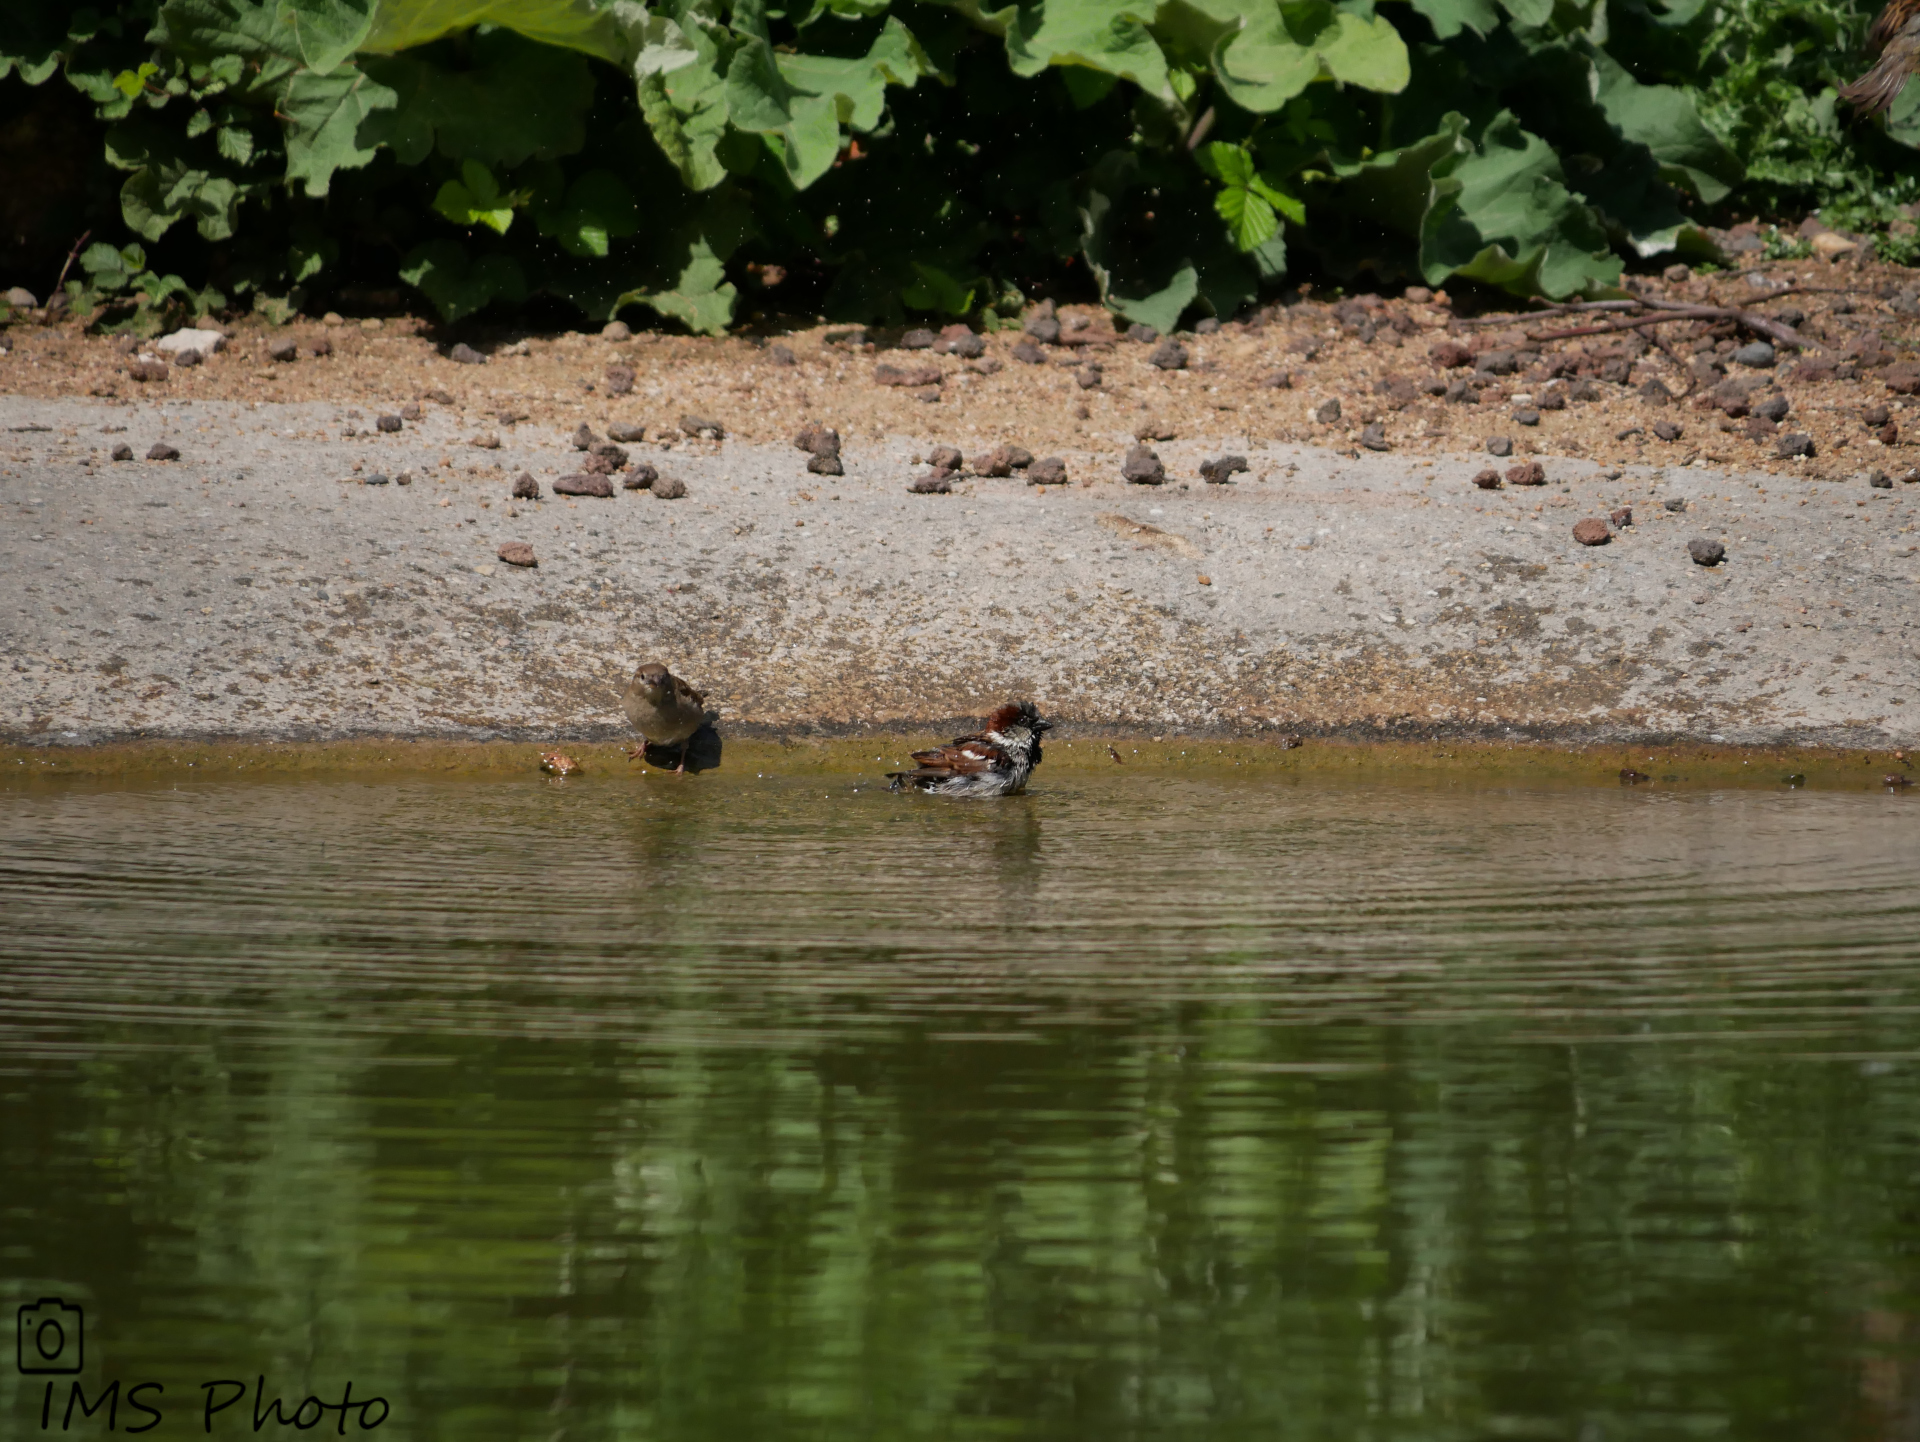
[[900, 736, 1012, 778], [673, 676, 705, 709]]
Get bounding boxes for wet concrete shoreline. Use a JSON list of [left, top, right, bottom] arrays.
[[4, 395, 1917, 752]]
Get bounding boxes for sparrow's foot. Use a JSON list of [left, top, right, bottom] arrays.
[[623, 741, 649, 763]]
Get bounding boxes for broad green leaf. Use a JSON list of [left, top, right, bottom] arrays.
[[1005, 0, 1170, 102], [726, 20, 928, 188], [620, 12, 700, 77], [1327, 112, 1469, 237], [613, 238, 738, 334], [1200, 140, 1255, 188], [1584, 43, 1739, 204], [1108, 263, 1198, 332], [360, 0, 627, 63], [1419, 111, 1620, 296], [289, 222, 336, 282], [358, 34, 592, 166], [157, 0, 302, 92], [1406, 0, 1499, 39], [534, 169, 642, 257], [637, 67, 733, 191], [433, 160, 522, 233], [282, 0, 375, 73], [916, 0, 1019, 35], [901, 261, 976, 314], [1216, 184, 1278, 250], [399, 239, 527, 320], [215, 124, 254, 165], [1212, 1, 1408, 113], [281, 65, 395, 195]]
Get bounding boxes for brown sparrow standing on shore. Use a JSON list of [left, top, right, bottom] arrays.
[[1842, 0, 1920, 114], [887, 702, 1053, 797], [622, 662, 708, 772]]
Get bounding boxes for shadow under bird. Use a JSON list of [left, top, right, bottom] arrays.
[[1842, 0, 1920, 114], [887, 702, 1054, 797], [622, 662, 711, 772]]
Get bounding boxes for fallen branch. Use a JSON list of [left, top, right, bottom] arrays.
[[1524, 301, 1805, 350]]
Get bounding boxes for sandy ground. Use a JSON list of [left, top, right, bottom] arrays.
[[3, 370, 1916, 747]]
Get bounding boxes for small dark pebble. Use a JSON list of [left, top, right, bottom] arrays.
[[976, 444, 1033, 476], [268, 337, 299, 363], [1753, 394, 1791, 422], [679, 414, 725, 439], [605, 365, 635, 396], [572, 423, 596, 450], [1193, 317, 1220, 335], [590, 442, 629, 468], [1610, 506, 1634, 528], [1653, 419, 1683, 442], [1572, 518, 1610, 546], [1314, 399, 1341, 425], [939, 332, 985, 358], [929, 444, 964, 472], [128, 361, 168, 383], [1877, 421, 1899, 445], [806, 453, 843, 476], [1075, 367, 1102, 390], [770, 344, 796, 366], [1507, 461, 1546, 486], [363, 472, 389, 486], [1476, 349, 1519, 377], [1688, 538, 1726, 566], [795, 423, 841, 458], [1616, 425, 1645, 441], [110, 443, 133, 461], [608, 422, 646, 443], [1127, 324, 1159, 344], [400, 401, 422, 422], [1863, 402, 1891, 427], [512, 473, 540, 500], [1773, 432, 1816, 459], [498, 542, 537, 568], [1430, 341, 1473, 369], [1513, 408, 1541, 427], [1200, 454, 1249, 483], [1664, 496, 1688, 512], [1027, 456, 1069, 485], [1731, 341, 1776, 368], [172, 348, 202, 368], [423, 388, 454, 405], [1148, 339, 1188, 371], [899, 329, 936, 350], [1121, 444, 1165, 485], [553, 473, 614, 498], [1011, 340, 1046, 365], [652, 475, 688, 500], [377, 414, 402, 433], [1567, 379, 1601, 403], [1638, 378, 1674, 405], [624, 463, 658, 491], [448, 342, 486, 365], [1537, 389, 1567, 411], [1870, 469, 1893, 488], [308, 337, 332, 358], [1024, 315, 1061, 344], [1472, 468, 1502, 489], [146, 443, 179, 461], [909, 474, 953, 494], [1486, 435, 1513, 457], [1359, 423, 1389, 452]]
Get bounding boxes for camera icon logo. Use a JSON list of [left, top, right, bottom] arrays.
[[17, 1298, 84, 1375]]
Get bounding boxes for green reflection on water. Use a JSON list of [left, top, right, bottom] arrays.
[[2, 775, 1919, 1441]]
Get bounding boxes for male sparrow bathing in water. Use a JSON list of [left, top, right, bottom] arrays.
[[886, 701, 1053, 797], [622, 662, 709, 772]]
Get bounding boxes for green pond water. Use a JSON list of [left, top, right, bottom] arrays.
[[3, 773, 1919, 1441]]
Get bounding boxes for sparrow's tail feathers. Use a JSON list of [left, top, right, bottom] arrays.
[[1841, 45, 1919, 116]]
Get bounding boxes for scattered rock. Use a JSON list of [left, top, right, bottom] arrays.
[[1127, 324, 1159, 343], [795, 423, 841, 458], [937, 330, 985, 358], [1512, 407, 1541, 427], [1133, 421, 1176, 443], [1572, 519, 1611, 546], [1194, 318, 1220, 335], [1752, 394, 1791, 422], [553, 473, 613, 497], [170, 348, 203, 368], [363, 472, 389, 486], [1731, 341, 1776, 369], [1148, 339, 1188, 371], [1472, 468, 1502, 489], [899, 328, 937, 350], [1023, 309, 1061, 344], [146, 443, 179, 461], [1773, 432, 1816, 459], [448, 342, 486, 365], [625, 463, 659, 490], [400, 401, 422, 422], [1663, 264, 1692, 283], [1506, 461, 1546, 486], [1431, 340, 1473, 369], [652, 474, 688, 499], [267, 337, 300, 363], [127, 360, 168, 383], [1027, 456, 1069, 485], [1869, 469, 1894, 488], [605, 365, 635, 396], [1616, 425, 1645, 442], [498, 542, 537, 567], [1121, 444, 1165, 485], [976, 444, 1033, 476], [1476, 349, 1520, 377], [1567, 379, 1601, 403], [602, 321, 632, 341], [157, 327, 224, 358], [470, 433, 501, 450], [1883, 365, 1920, 395], [874, 362, 941, 387], [608, 421, 646, 443], [1075, 366, 1102, 390], [769, 343, 797, 365], [928, 444, 964, 472], [589, 442, 629, 469], [1359, 423, 1389, 452], [512, 472, 540, 499], [1201, 454, 1249, 483], [395, 470, 414, 486], [309, 337, 333, 358], [377, 414, 403, 433], [1688, 538, 1726, 566], [571, 423, 596, 450], [422, 388, 454, 405], [1313, 399, 1341, 425], [909, 473, 953, 494], [1864, 402, 1892, 426], [807, 453, 843, 475], [1610, 506, 1633, 527], [1486, 435, 1513, 457], [1744, 415, 1779, 441], [5, 286, 37, 307], [1664, 496, 1688, 512], [679, 414, 725, 438], [110, 442, 133, 461], [1652, 419, 1683, 442], [1638, 378, 1674, 405]]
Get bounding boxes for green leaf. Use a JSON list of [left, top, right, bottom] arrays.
[[1212, 0, 1408, 113], [637, 67, 733, 191], [1584, 43, 1739, 205], [1406, 0, 1499, 39], [157, 0, 302, 92], [215, 124, 254, 165], [360, 0, 628, 63], [282, 0, 376, 73], [1215, 184, 1278, 250], [534, 169, 642, 258], [280, 65, 395, 196], [399, 239, 528, 321], [114, 63, 161, 100], [1005, 0, 1170, 102], [901, 261, 977, 314], [1200, 140, 1254, 188], [357, 32, 592, 167], [1109, 263, 1198, 332], [613, 238, 738, 334]]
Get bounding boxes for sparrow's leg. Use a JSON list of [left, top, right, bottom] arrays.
[[674, 737, 690, 774], [625, 735, 649, 762]]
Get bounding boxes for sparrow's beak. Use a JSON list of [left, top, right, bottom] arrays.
[[1034, 718, 1055, 733]]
